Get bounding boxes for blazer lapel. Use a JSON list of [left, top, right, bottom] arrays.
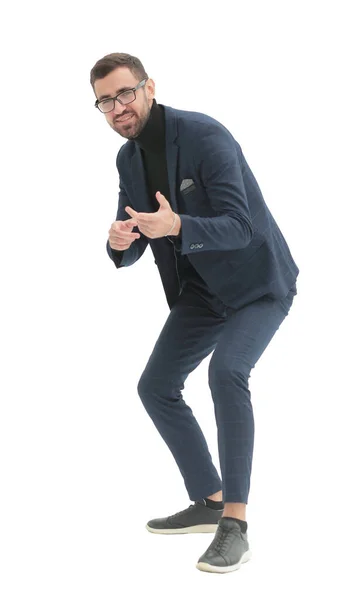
[[164, 104, 179, 214]]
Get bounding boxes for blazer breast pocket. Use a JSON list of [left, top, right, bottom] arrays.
[[180, 178, 196, 195]]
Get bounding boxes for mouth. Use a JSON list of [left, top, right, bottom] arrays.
[[116, 113, 134, 124]]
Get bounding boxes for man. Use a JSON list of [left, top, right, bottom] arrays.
[[90, 52, 299, 574]]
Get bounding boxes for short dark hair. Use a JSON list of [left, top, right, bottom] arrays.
[[90, 52, 148, 90]]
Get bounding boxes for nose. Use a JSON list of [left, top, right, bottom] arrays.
[[112, 99, 126, 116]]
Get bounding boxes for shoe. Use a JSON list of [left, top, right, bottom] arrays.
[[146, 499, 223, 534], [196, 517, 252, 573]]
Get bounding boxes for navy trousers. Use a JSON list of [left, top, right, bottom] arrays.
[[137, 278, 297, 503]]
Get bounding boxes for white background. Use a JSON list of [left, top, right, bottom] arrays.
[[1, 0, 354, 598]]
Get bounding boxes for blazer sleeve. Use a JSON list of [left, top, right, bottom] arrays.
[[179, 125, 254, 255], [106, 179, 148, 268]]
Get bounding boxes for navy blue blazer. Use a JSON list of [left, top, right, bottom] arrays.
[[107, 103, 299, 310]]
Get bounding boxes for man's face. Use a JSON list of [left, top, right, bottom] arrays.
[[94, 67, 155, 139]]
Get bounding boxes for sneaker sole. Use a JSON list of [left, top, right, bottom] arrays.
[[196, 550, 252, 573], [146, 523, 219, 534]]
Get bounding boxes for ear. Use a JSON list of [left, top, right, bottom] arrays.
[[146, 77, 155, 100]]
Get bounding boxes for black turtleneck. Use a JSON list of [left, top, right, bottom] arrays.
[[134, 98, 165, 153], [134, 99, 173, 216]]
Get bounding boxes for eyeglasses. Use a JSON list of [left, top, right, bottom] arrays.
[[95, 79, 147, 113]]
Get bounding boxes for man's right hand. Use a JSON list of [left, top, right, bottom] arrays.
[[108, 218, 141, 251]]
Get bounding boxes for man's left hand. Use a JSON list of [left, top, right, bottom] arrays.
[[125, 192, 181, 238]]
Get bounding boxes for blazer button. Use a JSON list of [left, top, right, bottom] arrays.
[[198, 243, 203, 248], [190, 243, 195, 250]]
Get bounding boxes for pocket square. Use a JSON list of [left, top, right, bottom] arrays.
[[180, 178, 195, 191]]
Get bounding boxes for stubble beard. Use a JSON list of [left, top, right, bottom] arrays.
[[115, 100, 151, 140]]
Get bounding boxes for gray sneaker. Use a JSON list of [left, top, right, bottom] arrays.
[[146, 500, 223, 534], [196, 517, 252, 573]]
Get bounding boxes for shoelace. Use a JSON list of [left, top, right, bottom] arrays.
[[214, 525, 233, 554], [169, 503, 196, 519]]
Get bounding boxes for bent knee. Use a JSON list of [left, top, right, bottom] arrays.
[[137, 371, 181, 402], [208, 359, 250, 390], [137, 372, 153, 400]]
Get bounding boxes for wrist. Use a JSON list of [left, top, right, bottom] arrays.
[[172, 214, 181, 236]]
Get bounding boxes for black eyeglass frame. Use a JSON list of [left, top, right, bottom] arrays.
[[94, 78, 148, 112]]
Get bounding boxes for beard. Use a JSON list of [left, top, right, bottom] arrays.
[[113, 99, 151, 140]]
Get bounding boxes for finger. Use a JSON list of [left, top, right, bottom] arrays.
[[109, 237, 138, 250], [111, 223, 139, 234], [156, 191, 169, 205], [111, 220, 138, 234], [113, 231, 140, 240], [125, 206, 139, 218], [123, 218, 138, 228], [112, 244, 130, 251]]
